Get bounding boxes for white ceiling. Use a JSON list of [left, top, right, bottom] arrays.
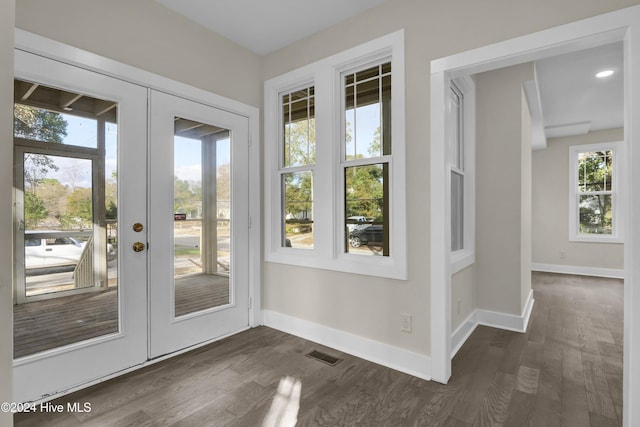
[[153, 0, 386, 55], [535, 42, 624, 139]]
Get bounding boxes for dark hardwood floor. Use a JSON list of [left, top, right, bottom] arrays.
[[14, 272, 623, 426]]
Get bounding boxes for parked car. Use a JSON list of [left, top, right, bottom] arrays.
[[346, 215, 370, 232], [349, 224, 383, 247], [24, 232, 116, 269]]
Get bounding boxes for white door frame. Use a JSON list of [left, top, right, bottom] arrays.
[[430, 4, 640, 426]]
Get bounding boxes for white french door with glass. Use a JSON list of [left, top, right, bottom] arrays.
[[13, 50, 251, 403], [13, 50, 148, 402], [148, 90, 249, 358]]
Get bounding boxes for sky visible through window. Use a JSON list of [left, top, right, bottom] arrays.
[[50, 114, 231, 187]]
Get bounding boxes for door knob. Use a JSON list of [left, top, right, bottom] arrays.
[[132, 241, 146, 252]]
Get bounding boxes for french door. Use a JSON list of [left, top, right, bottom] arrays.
[[148, 91, 249, 358], [13, 51, 249, 402], [13, 50, 148, 403]]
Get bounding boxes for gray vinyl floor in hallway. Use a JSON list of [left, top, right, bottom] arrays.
[[14, 272, 623, 426]]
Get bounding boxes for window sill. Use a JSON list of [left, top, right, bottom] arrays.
[[265, 248, 407, 280], [451, 249, 474, 274], [569, 235, 624, 244]]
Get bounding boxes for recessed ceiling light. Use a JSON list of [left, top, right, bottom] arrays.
[[596, 70, 615, 78]]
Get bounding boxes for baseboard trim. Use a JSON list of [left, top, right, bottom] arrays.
[[451, 290, 535, 358], [531, 263, 624, 279], [451, 312, 478, 358], [263, 310, 431, 381]]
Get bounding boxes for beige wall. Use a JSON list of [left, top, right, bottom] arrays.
[[475, 63, 534, 316], [262, 0, 639, 355], [15, 0, 262, 108], [1, 0, 15, 424], [452, 266, 475, 331], [532, 128, 625, 269]]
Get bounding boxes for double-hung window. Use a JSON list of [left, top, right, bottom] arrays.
[[264, 31, 406, 279], [280, 86, 315, 249], [342, 62, 391, 256], [448, 77, 475, 273], [569, 142, 623, 242]]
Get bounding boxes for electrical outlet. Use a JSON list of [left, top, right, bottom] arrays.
[[457, 300, 461, 315], [560, 250, 566, 259], [400, 314, 412, 332]]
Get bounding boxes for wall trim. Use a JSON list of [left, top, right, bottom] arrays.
[[263, 310, 431, 381], [451, 312, 478, 358], [532, 263, 624, 279], [451, 290, 534, 358]]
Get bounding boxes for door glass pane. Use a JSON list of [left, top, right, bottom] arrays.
[[13, 80, 119, 358], [174, 117, 231, 317]]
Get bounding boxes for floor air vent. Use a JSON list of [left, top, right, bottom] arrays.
[[306, 350, 342, 366]]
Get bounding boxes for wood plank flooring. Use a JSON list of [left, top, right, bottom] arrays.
[[14, 272, 623, 426], [13, 274, 229, 358]]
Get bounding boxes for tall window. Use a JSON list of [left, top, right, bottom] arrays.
[[569, 142, 622, 241], [343, 62, 391, 256], [280, 86, 315, 249], [447, 77, 475, 273], [449, 83, 464, 252]]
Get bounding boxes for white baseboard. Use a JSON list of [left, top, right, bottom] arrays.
[[451, 311, 478, 358], [451, 290, 535, 358], [532, 263, 624, 279], [263, 310, 431, 381]]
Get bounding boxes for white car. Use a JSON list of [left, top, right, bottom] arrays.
[[346, 216, 370, 232], [25, 232, 115, 269]]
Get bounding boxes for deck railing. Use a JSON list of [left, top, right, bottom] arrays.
[[73, 235, 95, 289]]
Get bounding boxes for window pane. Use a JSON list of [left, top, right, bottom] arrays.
[[448, 85, 463, 170], [451, 170, 464, 251], [345, 163, 389, 256], [14, 79, 117, 149], [579, 194, 612, 235], [344, 62, 391, 160], [282, 86, 315, 167], [282, 171, 314, 249], [578, 150, 612, 192], [173, 118, 231, 317], [14, 81, 119, 358]]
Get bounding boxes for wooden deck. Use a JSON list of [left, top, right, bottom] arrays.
[[13, 273, 229, 359]]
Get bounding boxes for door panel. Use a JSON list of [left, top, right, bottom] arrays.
[[13, 50, 147, 402], [149, 91, 249, 358]]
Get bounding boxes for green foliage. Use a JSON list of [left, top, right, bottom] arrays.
[[24, 191, 48, 229], [284, 119, 315, 167], [283, 172, 313, 221], [66, 188, 93, 228], [345, 164, 385, 222], [174, 176, 200, 216], [578, 151, 613, 234], [14, 105, 68, 143], [16, 105, 69, 228]]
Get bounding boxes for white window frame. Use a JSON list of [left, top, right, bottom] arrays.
[[569, 141, 623, 243], [449, 76, 475, 274], [264, 30, 406, 280]]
